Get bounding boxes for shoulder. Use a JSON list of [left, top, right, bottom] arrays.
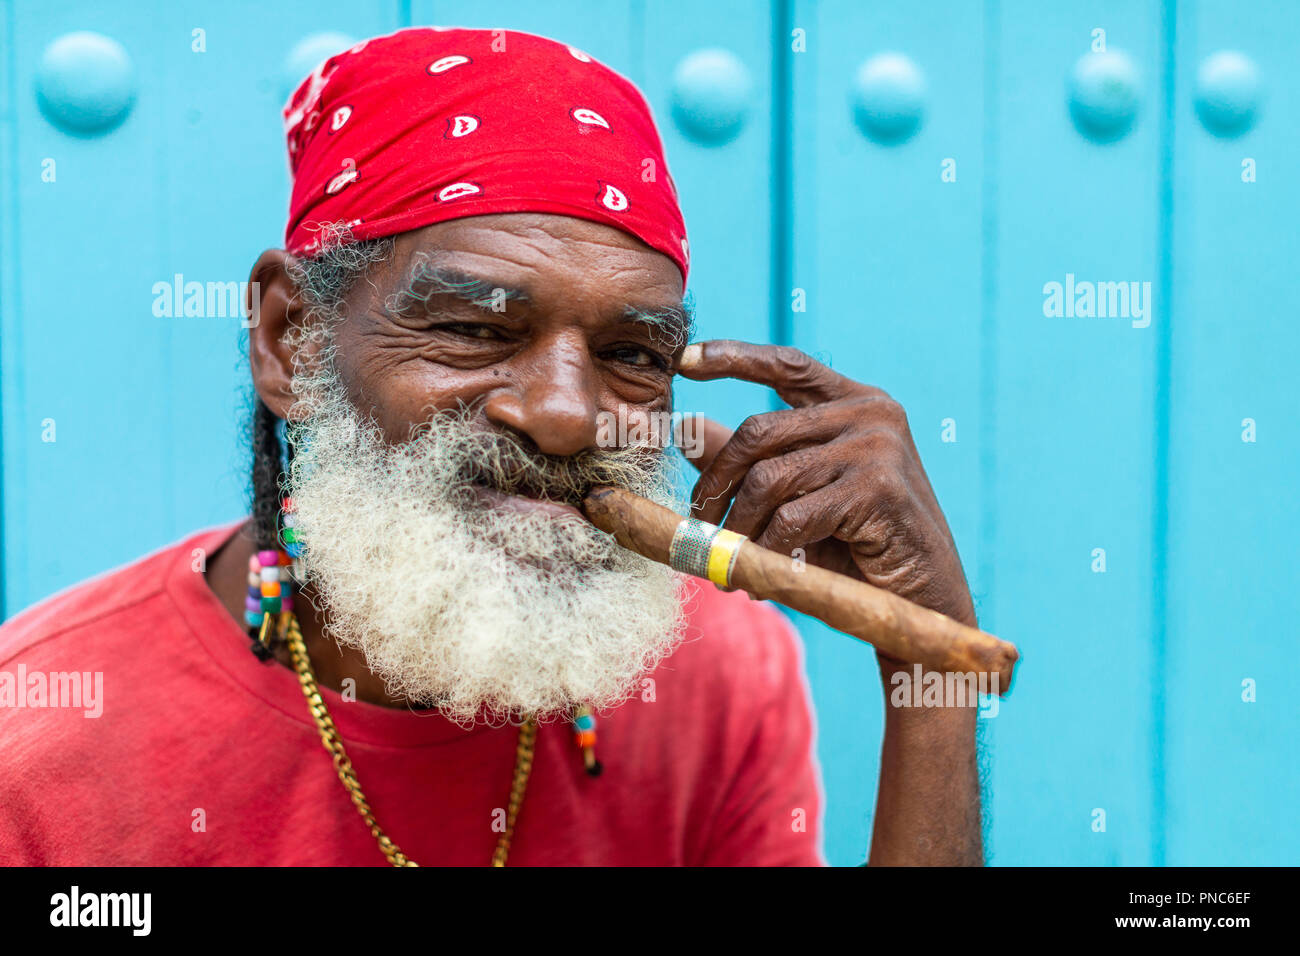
[[0, 524, 242, 863], [0, 523, 238, 798], [0, 523, 238, 666]]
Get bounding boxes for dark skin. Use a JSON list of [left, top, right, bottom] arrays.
[[206, 212, 981, 865]]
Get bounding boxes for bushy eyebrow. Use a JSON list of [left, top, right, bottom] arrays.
[[383, 259, 530, 316], [383, 255, 696, 350], [625, 295, 695, 352]]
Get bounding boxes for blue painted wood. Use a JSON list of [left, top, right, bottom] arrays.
[[1164, 0, 1300, 865], [986, 0, 1164, 865], [1, 1, 403, 616]]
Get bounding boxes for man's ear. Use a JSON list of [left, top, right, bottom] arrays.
[[247, 249, 307, 421]]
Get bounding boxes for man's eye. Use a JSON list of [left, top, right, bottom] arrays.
[[608, 346, 669, 370], [439, 323, 502, 340]]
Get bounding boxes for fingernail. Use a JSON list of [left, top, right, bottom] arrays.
[[678, 343, 702, 369]]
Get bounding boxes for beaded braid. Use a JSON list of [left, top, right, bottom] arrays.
[[572, 705, 602, 777], [250, 397, 283, 560], [245, 398, 298, 660]]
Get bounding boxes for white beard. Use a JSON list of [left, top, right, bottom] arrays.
[[284, 369, 686, 726]]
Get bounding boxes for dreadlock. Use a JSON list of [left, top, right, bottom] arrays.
[[250, 396, 285, 553], [245, 233, 394, 653]]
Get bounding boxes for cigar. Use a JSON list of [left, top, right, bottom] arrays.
[[582, 485, 1018, 695]]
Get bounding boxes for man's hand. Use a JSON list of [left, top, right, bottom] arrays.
[[677, 339, 983, 865], [678, 340, 976, 629]]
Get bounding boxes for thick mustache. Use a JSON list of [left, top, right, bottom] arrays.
[[449, 432, 659, 506]]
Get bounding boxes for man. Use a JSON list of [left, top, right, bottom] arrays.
[[0, 27, 979, 865]]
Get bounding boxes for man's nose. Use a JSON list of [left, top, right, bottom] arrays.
[[482, 336, 599, 456]]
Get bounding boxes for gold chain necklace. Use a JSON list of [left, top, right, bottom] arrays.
[[284, 613, 537, 867]]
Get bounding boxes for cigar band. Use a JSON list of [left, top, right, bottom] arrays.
[[668, 518, 745, 589], [706, 529, 746, 589]]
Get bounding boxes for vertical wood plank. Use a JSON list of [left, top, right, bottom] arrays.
[[1164, 0, 1300, 865], [988, 0, 1163, 865]]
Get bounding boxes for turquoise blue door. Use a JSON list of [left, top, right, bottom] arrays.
[[2, 0, 1295, 865]]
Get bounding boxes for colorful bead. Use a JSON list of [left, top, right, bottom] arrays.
[[245, 499, 303, 662], [571, 705, 601, 776]]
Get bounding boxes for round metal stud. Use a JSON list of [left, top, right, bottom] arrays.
[[1194, 50, 1261, 138], [670, 48, 752, 145], [851, 52, 926, 145], [35, 32, 136, 135], [282, 32, 357, 103], [1068, 49, 1140, 143]]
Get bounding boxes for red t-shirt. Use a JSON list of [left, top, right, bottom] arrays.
[[0, 523, 826, 866]]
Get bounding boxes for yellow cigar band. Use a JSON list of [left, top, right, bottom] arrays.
[[667, 519, 746, 589], [706, 529, 746, 589]]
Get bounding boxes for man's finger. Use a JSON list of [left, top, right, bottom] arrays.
[[677, 339, 875, 408], [718, 446, 842, 539], [750, 483, 849, 556], [689, 407, 848, 525]]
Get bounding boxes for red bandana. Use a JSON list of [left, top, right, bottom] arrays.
[[282, 27, 690, 287]]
